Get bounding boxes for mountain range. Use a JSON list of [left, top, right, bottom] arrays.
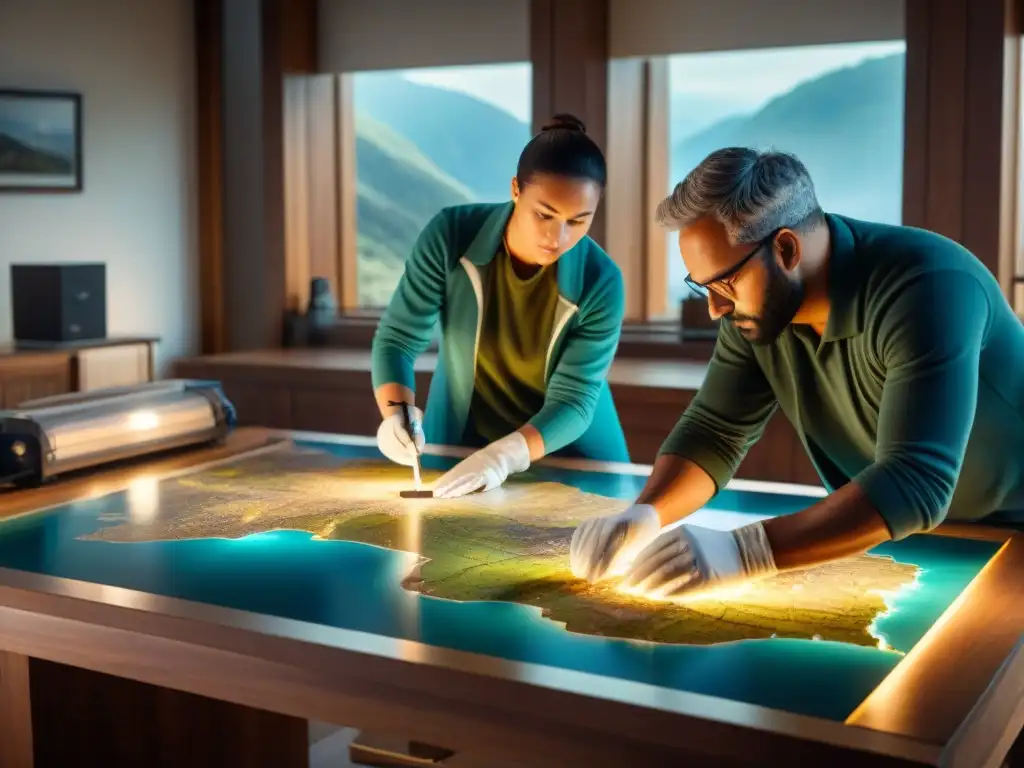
[[670, 54, 905, 224], [0, 115, 75, 163], [0, 132, 74, 174], [352, 53, 906, 307], [354, 72, 529, 203], [666, 53, 905, 301]]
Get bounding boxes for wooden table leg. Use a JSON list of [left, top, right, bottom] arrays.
[[0, 652, 34, 768], [27, 658, 308, 768]]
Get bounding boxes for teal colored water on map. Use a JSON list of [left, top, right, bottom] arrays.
[[0, 440, 1001, 721]]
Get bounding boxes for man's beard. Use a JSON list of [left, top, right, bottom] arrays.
[[729, 261, 804, 345]]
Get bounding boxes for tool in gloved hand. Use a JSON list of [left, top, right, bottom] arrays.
[[388, 400, 425, 495]]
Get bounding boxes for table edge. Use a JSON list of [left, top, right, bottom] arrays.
[[846, 532, 1024, 751], [0, 426, 1018, 762], [0, 569, 938, 765]]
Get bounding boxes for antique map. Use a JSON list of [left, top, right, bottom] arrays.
[[83, 444, 920, 650]]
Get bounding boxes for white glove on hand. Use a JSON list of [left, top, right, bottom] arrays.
[[569, 504, 662, 583], [432, 432, 531, 499], [376, 406, 425, 466], [621, 520, 777, 599]]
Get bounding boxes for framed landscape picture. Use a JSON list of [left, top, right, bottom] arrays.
[[0, 89, 82, 192]]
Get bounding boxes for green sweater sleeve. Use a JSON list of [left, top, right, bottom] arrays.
[[659, 320, 778, 489], [370, 211, 451, 392], [528, 268, 625, 453], [853, 271, 989, 539]]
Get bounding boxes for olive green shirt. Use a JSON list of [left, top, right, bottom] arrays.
[[468, 248, 560, 443], [661, 214, 1024, 540]]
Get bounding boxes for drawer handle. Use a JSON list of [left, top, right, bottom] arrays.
[[76, 291, 90, 301], [69, 323, 81, 333]]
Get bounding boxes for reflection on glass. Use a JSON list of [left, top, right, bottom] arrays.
[[126, 476, 160, 524], [352, 62, 533, 308], [666, 41, 907, 316], [0, 439, 1000, 723]]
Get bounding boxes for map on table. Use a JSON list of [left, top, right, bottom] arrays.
[[82, 443, 919, 650]]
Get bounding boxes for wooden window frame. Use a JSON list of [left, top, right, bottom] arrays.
[[282, 1, 1024, 346], [1010, 1, 1024, 316], [605, 58, 669, 322], [218, 0, 1024, 357]]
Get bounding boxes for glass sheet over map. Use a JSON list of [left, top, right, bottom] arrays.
[[83, 443, 922, 650]]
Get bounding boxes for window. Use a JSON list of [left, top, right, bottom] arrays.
[[351, 63, 532, 307], [665, 41, 907, 315]]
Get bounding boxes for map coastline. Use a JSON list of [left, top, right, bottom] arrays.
[[1, 439, 1002, 724], [78, 449, 923, 651], [93, 525, 914, 654]]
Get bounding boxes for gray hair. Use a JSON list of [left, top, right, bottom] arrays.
[[656, 147, 823, 244]]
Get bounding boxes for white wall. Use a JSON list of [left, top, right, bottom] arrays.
[[0, 0, 198, 374]]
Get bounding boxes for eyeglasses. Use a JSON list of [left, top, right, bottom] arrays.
[[683, 230, 780, 299]]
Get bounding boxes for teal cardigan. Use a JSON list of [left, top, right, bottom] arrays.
[[371, 202, 630, 463]]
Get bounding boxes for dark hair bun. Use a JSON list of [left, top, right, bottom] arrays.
[[517, 112, 605, 189], [541, 113, 587, 134]]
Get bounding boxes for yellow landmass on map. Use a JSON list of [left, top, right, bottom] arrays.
[[82, 444, 920, 650]]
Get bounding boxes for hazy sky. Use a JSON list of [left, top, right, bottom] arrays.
[[404, 63, 532, 123], [0, 94, 75, 132], [670, 40, 905, 108], [400, 40, 905, 127]]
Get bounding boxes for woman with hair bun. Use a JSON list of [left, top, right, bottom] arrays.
[[372, 112, 629, 498]]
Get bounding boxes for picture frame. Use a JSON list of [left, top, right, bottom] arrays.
[[0, 88, 82, 193]]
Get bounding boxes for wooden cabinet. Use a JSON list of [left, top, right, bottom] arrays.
[[0, 353, 71, 408], [0, 338, 157, 408], [173, 350, 822, 487]]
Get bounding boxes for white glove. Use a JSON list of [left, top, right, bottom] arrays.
[[621, 521, 777, 599], [376, 406, 425, 466], [569, 504, 662, 583], [432, 432, 530, 499]]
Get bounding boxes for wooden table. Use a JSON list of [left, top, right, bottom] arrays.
[[0, 428, 1021, 767]]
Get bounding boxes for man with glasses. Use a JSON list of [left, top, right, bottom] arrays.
[[569, 147, 1024, 599]]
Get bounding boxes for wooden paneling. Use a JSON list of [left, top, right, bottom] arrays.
[[254, 0, 287, 350], [900, 0, 929, 231], [0, 651, 33, 768], [530, 0, 610, 247], [279, 0, 316, 74], [600, 382, 819, 486], [172, 350, 820, 486], [902, 0, 1019, 284], [28, 657, 308, 768], [195, 0, 226, 355], [0, 353, 71, 409], [198, 0, 319, 353]]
